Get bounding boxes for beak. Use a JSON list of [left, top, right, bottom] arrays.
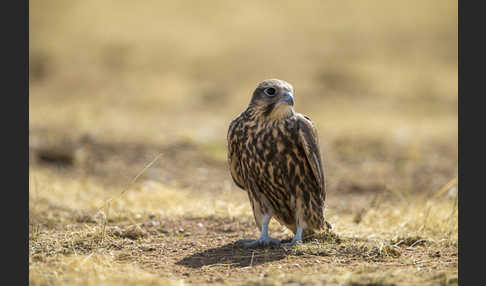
[[279, 91, 294, 106]]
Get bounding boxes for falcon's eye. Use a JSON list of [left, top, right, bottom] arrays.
[[264, 87, 277, 96]]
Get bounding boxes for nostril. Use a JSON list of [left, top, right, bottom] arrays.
[[282, 92, 294, 106]]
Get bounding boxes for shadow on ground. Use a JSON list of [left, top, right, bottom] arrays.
[[176, 241, 288, 268]]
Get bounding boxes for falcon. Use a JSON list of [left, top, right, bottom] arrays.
[[227, 78, 327, 247]]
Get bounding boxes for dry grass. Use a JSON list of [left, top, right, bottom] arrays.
[[30, 0, 457, 285], [29, 160, 457, 285], [30, 254, 177, 286]]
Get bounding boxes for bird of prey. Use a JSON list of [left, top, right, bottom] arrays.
[[227, 78, 327, 247]]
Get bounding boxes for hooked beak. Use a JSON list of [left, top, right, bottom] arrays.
[[278, 91, 294, 106]]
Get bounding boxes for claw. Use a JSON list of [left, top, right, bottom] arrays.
[[242, 237, 281, 248], [281, 240, 302, 247], [282, 226, 303, 247], [238, 214, 281, 248]]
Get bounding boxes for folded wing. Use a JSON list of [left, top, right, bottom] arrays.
[[296, 114, 326, 200], [227, 118, 246, 190]]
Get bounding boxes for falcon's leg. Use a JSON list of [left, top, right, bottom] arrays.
[[239, 214, 281, 247], [282, 226, 303, 247]]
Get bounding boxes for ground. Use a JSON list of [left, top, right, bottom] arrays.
[[29, 1, 457, 285]]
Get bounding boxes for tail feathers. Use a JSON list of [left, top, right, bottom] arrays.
[[325, 220, 333, 230], [302, 220, 333, 239]]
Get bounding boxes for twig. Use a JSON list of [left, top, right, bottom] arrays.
[[405, 239, 427, 250], [96, 152, 163, 213], [432, 176, 458, 199], [89, 153, 163, 246], [79, 252, 94, 267]]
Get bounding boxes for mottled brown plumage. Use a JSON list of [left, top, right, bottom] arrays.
[[227, 79, 327, 247]]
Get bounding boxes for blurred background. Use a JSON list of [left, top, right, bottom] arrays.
[[29, 0, 457, 206], [29, 2, 458, 283]]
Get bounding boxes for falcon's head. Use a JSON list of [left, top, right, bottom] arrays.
[[249, 79, 295, 120]]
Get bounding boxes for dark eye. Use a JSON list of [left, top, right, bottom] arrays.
[[264, 87, 276, 96]]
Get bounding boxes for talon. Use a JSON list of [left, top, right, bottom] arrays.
[[266, 238, 281, 246], [240, 237, 281, 248], [282, 240, 302, 247], [243, 240, 259, 248], [236, 239, 258, 248], [237, 239, 256, 244], [282, 226, 303, 247], [239, 214, 281, 248]]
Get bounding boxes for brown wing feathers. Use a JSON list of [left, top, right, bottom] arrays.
[[227, 119, 246, 190], [296, 115, 326, 198]]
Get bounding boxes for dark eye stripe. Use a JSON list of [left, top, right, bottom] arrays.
[[264, 87, 276, 96]]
